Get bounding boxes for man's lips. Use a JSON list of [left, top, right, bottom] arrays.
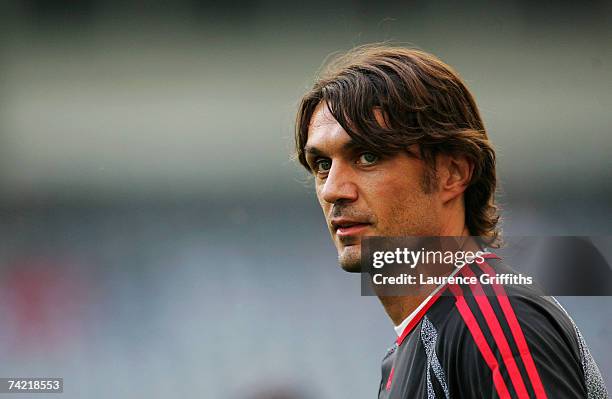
[[331, 218, 371, 237], [336, 223, 370, 237]]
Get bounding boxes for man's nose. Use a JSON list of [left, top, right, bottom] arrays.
[[319, 162, 358, 204]]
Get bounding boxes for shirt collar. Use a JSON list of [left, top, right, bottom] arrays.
[[394, 252, 500, 343], [393, 265, 462, 340]]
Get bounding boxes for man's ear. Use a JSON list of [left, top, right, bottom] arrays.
[[437, 154, 474, 203]]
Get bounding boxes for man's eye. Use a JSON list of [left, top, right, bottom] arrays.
[[315, 159, 331, 173], [358, 152, 379, 165]]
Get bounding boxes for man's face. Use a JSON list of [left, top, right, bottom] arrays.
[[304, 102, 443, 272]]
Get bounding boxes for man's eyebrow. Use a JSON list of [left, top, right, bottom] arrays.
[[304, 139, 368, 158], [304, 146, 324, 157]]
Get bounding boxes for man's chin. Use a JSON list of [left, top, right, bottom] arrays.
[[338, 244, 362, 273]]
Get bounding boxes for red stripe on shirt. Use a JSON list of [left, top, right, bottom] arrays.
[[461, 266, 530, 398], [448, 283, 512, 399], [476, 261, 548, 399], [385, 366, 394, 391]]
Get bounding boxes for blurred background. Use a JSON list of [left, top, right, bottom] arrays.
[[0, 1, 610, 398]]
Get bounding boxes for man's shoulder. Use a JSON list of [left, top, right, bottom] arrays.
[[386, 258, 608, 398], [419, 259, 606, 398], [424, 259, 581, 351]]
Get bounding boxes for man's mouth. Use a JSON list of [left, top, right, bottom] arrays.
[[331, 218, 371, 238]]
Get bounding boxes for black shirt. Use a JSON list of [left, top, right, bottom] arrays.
[[378, 256, 608, 398]]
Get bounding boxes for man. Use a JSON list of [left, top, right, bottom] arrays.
[[294, 45, 608, 398]]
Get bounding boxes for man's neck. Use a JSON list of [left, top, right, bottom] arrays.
[[378, 292, 431, 326], [377, 226, 476, 327]]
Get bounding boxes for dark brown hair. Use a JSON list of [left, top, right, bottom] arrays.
[[295, 45, 501, 245]]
